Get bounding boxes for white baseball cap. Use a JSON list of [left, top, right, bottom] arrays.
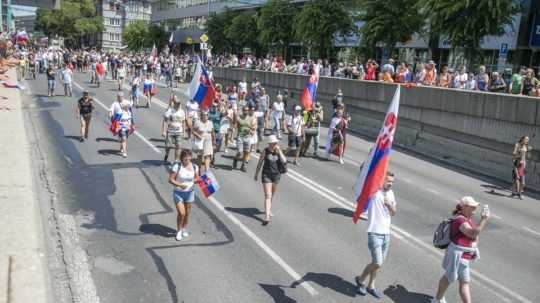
[[295, 105, 302, 111], [460, 196, 479, 208], [268, 135, 279, 144]]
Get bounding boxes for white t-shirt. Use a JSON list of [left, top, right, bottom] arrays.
[[272, 101, 284, 118], [366, 189, 396, 235], [163, 107, 186, 134], [287, 115, 304, 137], [171, 162, 198, 192], [186, 101, 199, 119], [238, 81, 248, 93]]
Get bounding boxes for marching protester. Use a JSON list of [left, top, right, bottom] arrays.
[[300, 100, 324, 158], [95, 60, 105, 87], [46, 65, 56, 97], [130, 73, 141, 106], [75, 91, 94, 142], [192, 110, 215, 173], [185, 98, 200, 139], [511, 136, 532, 199], [61, 64, 73, 97], [233, 105, 256, 172], [326, 103, 350, 164], [142, 74, 155, 108], [286, 105, 305, 165], [162, 95, 186, 164], [272, 94, 285, 139], [254, 135, 287, 225], [355, 171, 396, 299], [117, 63, 126, 90], [432, 196, 489, 303], [117, 100, 134, 158], [168, 149, 200, 241]]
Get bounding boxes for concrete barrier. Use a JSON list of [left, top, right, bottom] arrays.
[[213, 67, 540, 191]]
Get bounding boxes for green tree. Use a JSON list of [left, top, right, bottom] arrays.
[[257, 0, 297, 59], [148, 24, 167, 49], [206, 10, 239, 54], [225, 11, 261, 54], [122, 21, 149, 51], [420, 0, 520, 63], [293, 0, 354, 59], [35, 0, 103, 48], [357, 0, 424, 58]]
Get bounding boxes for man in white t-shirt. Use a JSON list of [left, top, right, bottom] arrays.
[[355, 172, 397, 300], [162, 96, 186, 163], [286, 105, 305, 166]]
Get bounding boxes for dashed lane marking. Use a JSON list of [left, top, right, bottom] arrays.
[[522, 226, 540, 238]]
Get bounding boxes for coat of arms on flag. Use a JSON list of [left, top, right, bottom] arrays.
[[197, 170, 220, 198]]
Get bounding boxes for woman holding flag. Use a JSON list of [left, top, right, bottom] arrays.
[[168, 149, 200, 241], [117, 100, 134, 158], [325, 103, 350, 164]]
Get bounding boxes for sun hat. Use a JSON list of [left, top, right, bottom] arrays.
[[460, 196, 479, 208], [268, 135, 279, 144]]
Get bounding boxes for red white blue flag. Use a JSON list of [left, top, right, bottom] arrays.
[[353, 85, 400, 223], [150, 44, 158, 68], [187, 60, 216, 109], [300, 64, 320, 111], [197, 170, 220, 198]]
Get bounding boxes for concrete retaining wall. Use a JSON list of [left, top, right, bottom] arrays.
[[212, 67, 540, 191]]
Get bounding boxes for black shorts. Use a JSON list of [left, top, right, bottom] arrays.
[[288, 135, 303, 149], [262, 173, 280, 184]]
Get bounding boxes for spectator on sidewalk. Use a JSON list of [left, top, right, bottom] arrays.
[[509, 67, 525, 95], [488, 72, 506, 93], [475, 65, 489, 92]]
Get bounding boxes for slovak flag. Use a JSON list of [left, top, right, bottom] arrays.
[[352, 85, 400, 223], [300, 64, 320, 111], [197, 170, 220, 198], [187, 60, 216, 109]]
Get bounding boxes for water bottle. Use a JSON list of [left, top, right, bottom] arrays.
[[482, 204, 490, 217]]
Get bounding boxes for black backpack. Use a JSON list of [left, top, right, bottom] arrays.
[[433, 218, 454, 249]]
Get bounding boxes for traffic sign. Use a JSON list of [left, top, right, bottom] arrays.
[[200, 34, 209, 43], [186, 37, 193, 45], [499, 43, 508, 58], [530, 14, 540, 47]]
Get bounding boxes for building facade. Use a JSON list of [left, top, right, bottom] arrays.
[[98, 0, 152, 51]]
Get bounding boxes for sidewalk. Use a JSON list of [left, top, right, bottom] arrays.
[[0, 70, 50, 303]]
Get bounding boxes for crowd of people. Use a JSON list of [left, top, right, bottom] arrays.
[[211, 54, 540, 97], [7, 41, 536, 303]]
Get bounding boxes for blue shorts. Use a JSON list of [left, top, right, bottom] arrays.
[[173, 190, 195, 204], [119, 129, 129, 139], [368, 233, 390, 265]]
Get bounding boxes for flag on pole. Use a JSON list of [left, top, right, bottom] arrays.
[[352, 85, 400, 223], [187, 60, 216, 109], [300, 64, 320, 111], [197, 170, 220, 198]]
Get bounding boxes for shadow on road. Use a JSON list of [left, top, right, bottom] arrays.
[[384, 284, 432, 303], [225, 207, 264, 223], [327, 207, 353, 218], [291, 272, 356, 297], [97, 149, 120, 156], [95, 137, 118, 143], [139, 223, 176, 238], [259, 283, 297, 303]]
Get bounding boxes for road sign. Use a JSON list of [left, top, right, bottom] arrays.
[[200, 34, 209, 43], [530, 14, 540, 48], [499, 43, 508, 59], [186, 37, 193, 45], [200, 43, 208, 50]]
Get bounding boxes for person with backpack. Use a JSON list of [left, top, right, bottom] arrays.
[[168, 149, 200, 241], [355, 171, 396, 300], [431, 196, 490, 303]]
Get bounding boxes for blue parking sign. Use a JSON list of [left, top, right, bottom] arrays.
[[500, 43, 508, 58], [531, 14, 540, 47]]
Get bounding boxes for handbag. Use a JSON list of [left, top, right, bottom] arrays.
[[277, 158, 288, 174], [304, 127, 318, 136], [192, 137, 204, 151]]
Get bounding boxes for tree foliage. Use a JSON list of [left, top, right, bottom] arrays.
[[420, 0, 520, 62], [122, 21, 167, 51], [358, 0, 424, 57], [257, 0, 297, 58], [293, 0, 354, 59], [206, 10, 240, 54], [225, 11, 261, 54], [35, 0, 103, 48]]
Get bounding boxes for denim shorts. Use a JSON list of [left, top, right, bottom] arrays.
[[173, 190, 195, 204], [456, 259, 471, 282], [368, 233, 390, 265]]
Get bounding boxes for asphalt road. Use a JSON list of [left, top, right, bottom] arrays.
[[21, 71, 540, 303]]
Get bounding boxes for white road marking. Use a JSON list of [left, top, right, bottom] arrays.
[[74, 81, 162, 154], [65, 90, 318, 296], [63, 154, 73, 166], [522, 226, 540, 238], [425, 188, 439, 195], [402, 178, 412, 183], [208, 196, 319, 296], [272, 162, 531, 303], [491, 214, 503, 220]]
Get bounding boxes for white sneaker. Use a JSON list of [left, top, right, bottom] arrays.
[[181, 229, 189, 237], [175, 231, 183, 241], [339, 158, 344, 164], [430, 298, 447, 303]]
